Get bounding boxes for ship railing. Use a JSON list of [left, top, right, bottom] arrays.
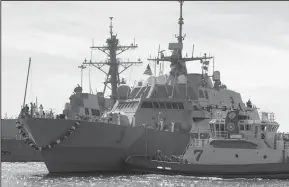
[[275, 132, 289, 141], [258, 111, 276, 122], [211, 131, 229, 139], [187, 137, 210, 148]]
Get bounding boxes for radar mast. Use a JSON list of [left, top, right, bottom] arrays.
[[83, 17, 143, 104], [148, 1, 213, 93]]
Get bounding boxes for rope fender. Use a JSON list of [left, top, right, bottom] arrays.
[[15, 120, 80, 151]]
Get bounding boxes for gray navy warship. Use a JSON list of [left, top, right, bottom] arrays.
[[17, 1, 262, 173]]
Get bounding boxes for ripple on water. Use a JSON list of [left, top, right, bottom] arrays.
[[2, 163, 289, 187]]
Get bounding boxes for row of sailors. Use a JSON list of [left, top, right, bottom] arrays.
[[22, 103, 54, 119]]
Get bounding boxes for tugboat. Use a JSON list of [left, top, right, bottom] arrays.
[[124, 109, 289, 179]]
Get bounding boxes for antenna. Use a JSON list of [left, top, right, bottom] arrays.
[[109, 17, 113, 37], [23, 57, 31, 109], [213, 56, 215, 74], [192, 44, 194, 58], [78, 61, 86, 88], [89, 39, 94, 94]]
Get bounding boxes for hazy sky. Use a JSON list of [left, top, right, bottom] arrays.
[[2, 1, 289, 131]]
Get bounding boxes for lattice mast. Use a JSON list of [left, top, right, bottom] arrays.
[[83, 17, 142, 103], [148, 1, 213, 79]]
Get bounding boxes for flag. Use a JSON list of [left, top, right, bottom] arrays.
[[143, 64, 152, 75]]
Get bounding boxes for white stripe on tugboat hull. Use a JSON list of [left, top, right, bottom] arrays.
[[124, 156, 289, 179]]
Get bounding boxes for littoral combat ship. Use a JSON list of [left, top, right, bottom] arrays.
[[18, 1, 261, 173]]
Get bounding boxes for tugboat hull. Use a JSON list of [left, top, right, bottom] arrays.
[[125, 156, 289, 179], [22, 118, 189, 173]]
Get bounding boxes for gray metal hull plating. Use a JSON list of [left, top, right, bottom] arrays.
[[23, 118, 189, 173], [1, 119, 43, 162], [1, 139, 43, 162]]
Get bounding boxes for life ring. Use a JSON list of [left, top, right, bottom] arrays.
[[227, 122, 236, 132], [228, 111, 236, 120]]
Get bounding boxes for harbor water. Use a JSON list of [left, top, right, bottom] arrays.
[[2, 162, 289, 187]]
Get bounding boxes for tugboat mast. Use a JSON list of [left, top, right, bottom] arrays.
[[83, 17, 143, 103]]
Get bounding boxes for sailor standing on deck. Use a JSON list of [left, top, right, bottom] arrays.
[[39, 104, 43, 118]]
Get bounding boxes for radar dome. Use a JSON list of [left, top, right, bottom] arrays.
[[147, 76, 156, 85], [117, 85, 131, 100], [157, 75, 166, 85], [177, 75, 187, 84]]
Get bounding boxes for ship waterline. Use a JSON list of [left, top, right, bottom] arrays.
[[22, 118, 189, 173]]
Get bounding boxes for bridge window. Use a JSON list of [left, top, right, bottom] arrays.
[[245, 124, 251, 131], [91, 109, 100, 116], [220, 124, 225, 131], [199, 90, 204, 98], [215, 124, 220, 131], [153, 102, 159, 108], [141, 102, 153, 108], [177, 102, 184, 109], [166, 103, 172, 109], [210, 140, 257, 149], [85, 108, 90, 115], [204, 90, 209, 99], [210, 124, 214, 132], [172, 103, 178, 109], [239, 124, 245, 131], [159, 102, 166, 109]]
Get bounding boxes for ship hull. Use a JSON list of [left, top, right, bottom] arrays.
[[124, 156, 289, 179], [22, 118, 189, 173], [1, 139, 43, 162], [1, 119, 43, 162]]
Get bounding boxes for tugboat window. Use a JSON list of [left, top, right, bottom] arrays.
[[246, 124, 250, 131], [159, 102, 166, 109], [85, 108, 90, 115], [220, 124, 225, 131], [172, 103, 178, 109], [153, 102, 160, 108], [204, 90, 209, 99], [177, 102, 184, 109], [199, 90, 204, 98], [240, 124, 245, 131], [166, 103, 172, 109]]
